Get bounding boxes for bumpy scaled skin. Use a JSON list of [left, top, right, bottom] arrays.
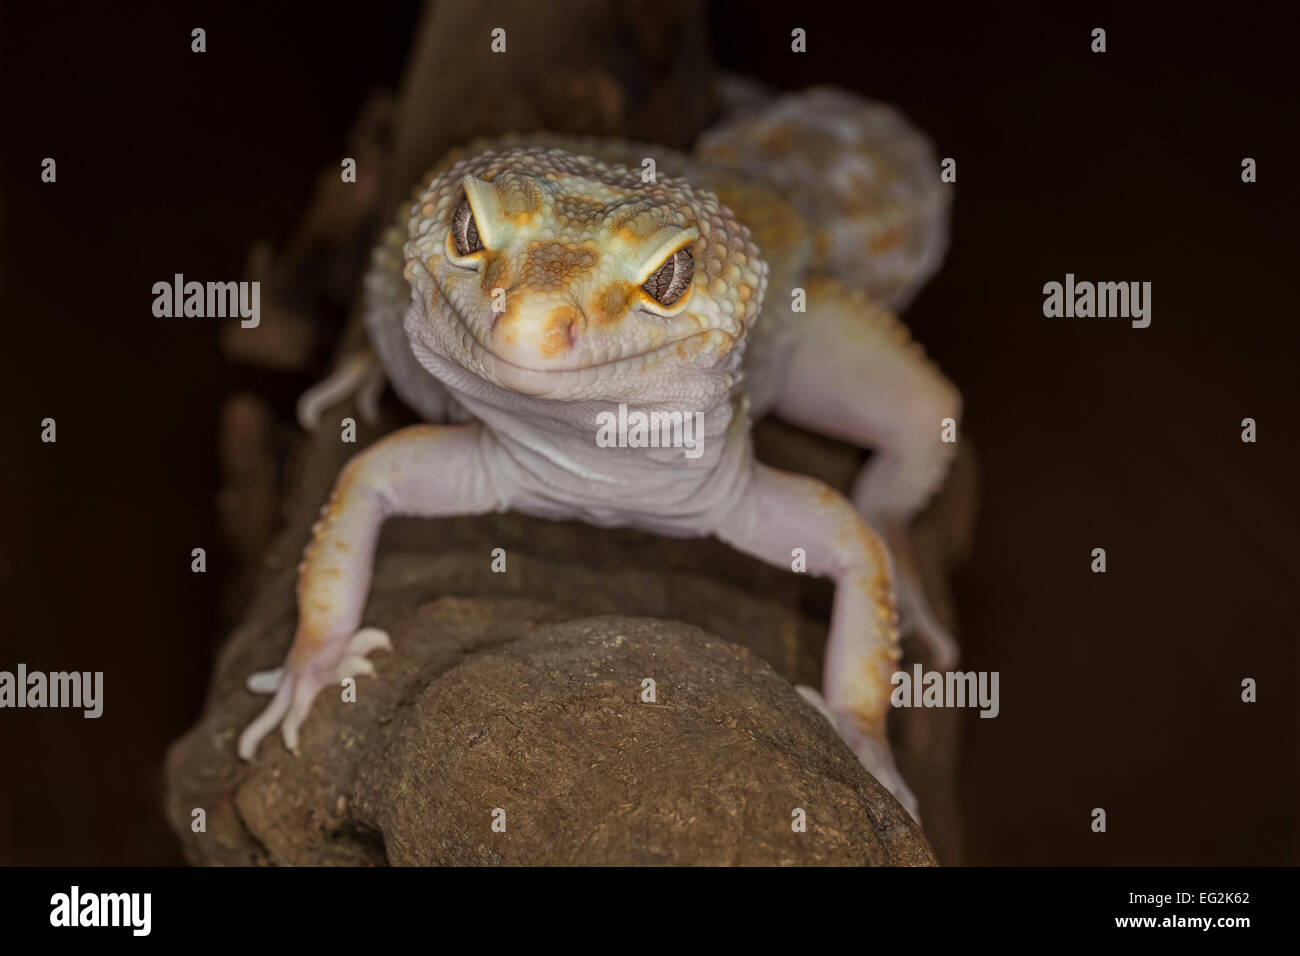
[[247, 90, 962, 821], [697, 87, 952, 313]]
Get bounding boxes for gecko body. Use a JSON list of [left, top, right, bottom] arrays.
[[241, 88, 961, 820]]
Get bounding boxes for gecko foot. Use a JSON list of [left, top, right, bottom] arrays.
[[796, 685, 921, 823], [895, 572, 959, 670], [296, 350, 385, 430], [237, 627, 392, 761]]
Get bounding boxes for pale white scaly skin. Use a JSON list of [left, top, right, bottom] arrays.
[[247, 90, 962, 822]]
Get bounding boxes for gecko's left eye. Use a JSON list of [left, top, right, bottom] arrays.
[[642, 248, 694, 307], [451, 196, 484, 255]]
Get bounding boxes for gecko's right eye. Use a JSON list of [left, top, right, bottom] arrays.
[[451, 196, 484, 256]]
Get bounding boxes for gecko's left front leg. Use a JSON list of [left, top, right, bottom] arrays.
[[713, 463, 918, 819], [237, 423, 502, 760]]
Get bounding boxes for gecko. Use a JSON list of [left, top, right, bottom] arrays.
[[239, 88, 961, 820]]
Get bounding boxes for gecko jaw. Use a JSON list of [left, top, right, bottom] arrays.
[[426, 291, 736, 398]]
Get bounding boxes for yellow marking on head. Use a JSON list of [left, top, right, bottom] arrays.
[[612, 223, 640, 244], [494, 172, 545, 227], [607, 200, 674, 247], [593, 280, 636, 325]]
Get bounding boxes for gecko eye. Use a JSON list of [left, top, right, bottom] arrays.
[[642, 247, 694, 306], [451, 196, 484, 255]]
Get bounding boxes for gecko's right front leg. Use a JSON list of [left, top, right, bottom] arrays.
[[237, 422, 503, 760]]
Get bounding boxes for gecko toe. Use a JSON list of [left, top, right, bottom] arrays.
[[246, 667, 285, 694], [237, 680, 294, 760], [345, 627, 392, 657], [280, 675, 324, 755]]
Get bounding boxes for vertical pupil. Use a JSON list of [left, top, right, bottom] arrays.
[[454, 199, 480, 253], [644, 249, 692, 305]]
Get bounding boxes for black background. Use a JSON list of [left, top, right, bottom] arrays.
[[1, 1, 1296, 865]]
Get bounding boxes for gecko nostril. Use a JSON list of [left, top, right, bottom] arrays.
[[568, 301, 590, 339], [536, 304, 586, 358]]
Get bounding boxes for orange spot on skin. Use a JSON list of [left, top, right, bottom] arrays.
[[541, 307, 580, 357], [848, 697, 889, 741], [868, 226, 904, 254], [499, 174, 543, 226], [613, 223, 648, 244], [813, 484, 839, 508], [592, 281, 635, 325]]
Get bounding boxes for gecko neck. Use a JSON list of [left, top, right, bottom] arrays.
[[409, 333, 751, 510]]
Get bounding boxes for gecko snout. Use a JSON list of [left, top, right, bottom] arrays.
[[486, 292, 588, 370]]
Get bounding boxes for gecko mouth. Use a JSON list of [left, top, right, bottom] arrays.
[[428, 294, 735, 397]]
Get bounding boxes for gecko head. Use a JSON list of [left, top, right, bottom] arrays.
[[402, 147, 767, 399]]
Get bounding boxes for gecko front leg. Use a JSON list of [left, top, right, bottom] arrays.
[[237, 422, 502, 760], [713, 463, 918, 820]]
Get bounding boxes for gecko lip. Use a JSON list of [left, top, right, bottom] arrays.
[[433, 294, 731, 396]]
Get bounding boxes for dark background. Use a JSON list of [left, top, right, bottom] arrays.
[[1, 1, 1296, 865]]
